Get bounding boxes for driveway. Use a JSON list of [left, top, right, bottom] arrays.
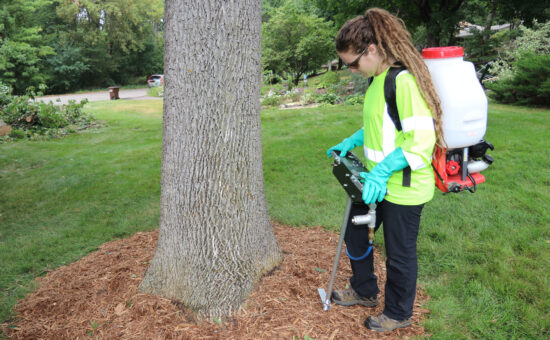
[[36, 88, 160, 105]]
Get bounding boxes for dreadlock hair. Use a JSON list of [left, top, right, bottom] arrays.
[[336, 8, 445, 152]]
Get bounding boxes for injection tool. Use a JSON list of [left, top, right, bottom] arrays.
[[318, 151, 377, 311]]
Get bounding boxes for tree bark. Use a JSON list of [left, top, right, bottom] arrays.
[[139, 0, 282, 318]]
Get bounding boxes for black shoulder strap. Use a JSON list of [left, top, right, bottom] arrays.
[[384, 64, 407, 132], [384, 63, 411, 187]]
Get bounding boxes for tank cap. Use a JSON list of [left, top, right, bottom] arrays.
[[422, 46, 464, 59]]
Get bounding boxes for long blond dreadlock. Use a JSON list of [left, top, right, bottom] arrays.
[[336, 8, 445, 151]]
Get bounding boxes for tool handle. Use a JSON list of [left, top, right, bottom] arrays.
[[331, 150, 341, 163], [324, 197, 353, 310]]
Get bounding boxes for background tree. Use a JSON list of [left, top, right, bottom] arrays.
[[55, 0, 164, 88], [0, 0, 55, 94], [262, 1, 336, 85], [494, 0, 550, 28], [139, 0, 282, 317], [304, 0, 370, 29], [308, 0, 477, 46], [0, 0, 164, 94]]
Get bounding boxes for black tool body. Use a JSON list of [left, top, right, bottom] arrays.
[[331, 151, 367, 203]]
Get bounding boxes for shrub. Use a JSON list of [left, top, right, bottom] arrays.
[[262, 70, 283, 85], [315, 93, 340, 105], [343, 94, 365, 106], [282, 76, 295, 91], [301, 88, 316, 105], [9, 129, 25, 139], [485, 52, 550, 106], [261, 93, 282, 107], [0, 83, 95, 141], [316, 71, 341, 89], [0, 83, 11, 107], [323, 80, 353, 97], [263, 84, 284, 96], [489, 21, 550, 83], [285, 88, 301, 102], [350, 73, 371, 94], [147, 86, 164, 97]]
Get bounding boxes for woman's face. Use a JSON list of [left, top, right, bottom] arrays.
[[338, 44, 386, 78]]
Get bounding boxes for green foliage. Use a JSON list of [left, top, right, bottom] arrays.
[[0, 39, 47, 94], [0, 84, 94, 140], [343, 94, 364, 106], [0, 1, 55, 94], [304, 0, 367, 28], [314, 93, 340, 105], [300, 88, 316, 105], [147, 86, 164, 98], [9, 128, 25, 139], [44, 43, 90, 94], [262, 70, 283, 85], [461, 28, 501, 65], [261, 93, 282, 107], [0, 0, 164, 94], [350, 72, 371, 95], [310, 0, 549, 48], [486, 21, 550, 105], [262, 1, 336, 85], [486, 53, 550, 106], [315, 71, 340, 89], [261, 83, 284, 96], [493, 0, 550, 25], [286, 88, 301, 102], [489, 21, 550, 82], [310, 0, 465, 46]]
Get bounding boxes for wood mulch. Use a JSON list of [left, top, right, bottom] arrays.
[[2, 223, 430, 339]]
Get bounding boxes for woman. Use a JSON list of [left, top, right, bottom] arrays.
[[326, 8, 444, 332]]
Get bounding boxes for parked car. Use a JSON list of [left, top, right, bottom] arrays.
[[147, 74, 164, 87]]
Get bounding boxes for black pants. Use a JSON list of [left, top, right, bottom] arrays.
[[344, 200, 424, 320]]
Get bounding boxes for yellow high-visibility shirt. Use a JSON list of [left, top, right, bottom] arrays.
[[363, 67, 436, 205]]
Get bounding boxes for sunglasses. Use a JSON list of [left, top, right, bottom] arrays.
[[344, 48, 367, 68]]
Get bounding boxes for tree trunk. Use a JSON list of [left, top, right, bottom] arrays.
[[482, 0, 497, 44], [139, 0, 282, 318]]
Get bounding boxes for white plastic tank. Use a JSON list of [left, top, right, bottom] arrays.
[[422, 46, 487, 149]]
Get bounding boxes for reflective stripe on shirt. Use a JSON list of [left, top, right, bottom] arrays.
[[401, 116, 435, 133]]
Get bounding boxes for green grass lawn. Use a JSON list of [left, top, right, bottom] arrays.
[[1, 100, 549, 338]]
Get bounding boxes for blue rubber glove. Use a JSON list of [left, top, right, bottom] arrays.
[[326, 128, 364, 157], [359, 148, 409, 204]]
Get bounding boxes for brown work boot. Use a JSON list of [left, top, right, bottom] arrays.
[[365, 313, 411, 332], [331, 287, 378, 307]]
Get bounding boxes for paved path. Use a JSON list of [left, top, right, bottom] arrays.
[[36, 88, 160, 105]]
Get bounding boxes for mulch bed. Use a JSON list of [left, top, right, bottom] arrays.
[[2, 223, 430, 339]]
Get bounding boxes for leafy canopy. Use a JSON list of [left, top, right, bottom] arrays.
[[262, 1, 336, 84]]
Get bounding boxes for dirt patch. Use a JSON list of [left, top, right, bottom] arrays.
[[2, 223, 430, 339], [279, 102, 320, 110]]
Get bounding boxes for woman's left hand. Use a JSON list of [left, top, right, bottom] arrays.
[[360, 171, 388, 204]]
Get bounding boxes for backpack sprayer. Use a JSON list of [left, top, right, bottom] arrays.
[[423, 46, 494, 193], [318, 46, 494, 310]]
